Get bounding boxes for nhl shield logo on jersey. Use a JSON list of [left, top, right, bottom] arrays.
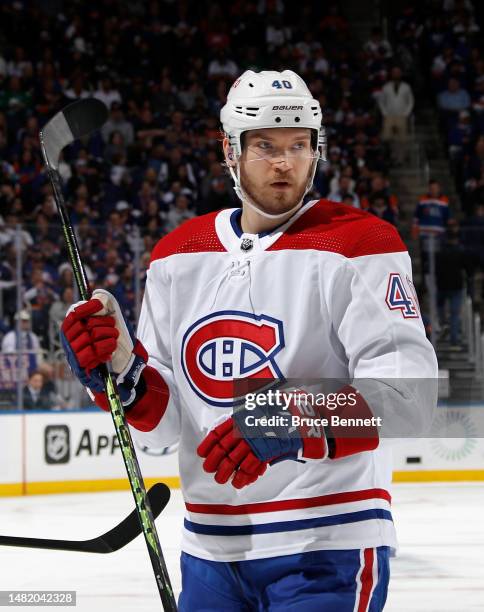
[[181, 311, 285, 407], [240, 238, 254, 252]]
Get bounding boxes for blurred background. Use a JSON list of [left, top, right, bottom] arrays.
[[0, 0, 483, 411]]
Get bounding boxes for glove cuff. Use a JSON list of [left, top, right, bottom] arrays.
[[116, 340, 148, 406]]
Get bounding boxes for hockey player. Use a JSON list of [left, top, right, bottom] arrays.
[[61, 70, 438, 611]]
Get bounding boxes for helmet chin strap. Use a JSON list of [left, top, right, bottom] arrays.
[[244, 190, 303, 220], [229, 155, 320, 221]]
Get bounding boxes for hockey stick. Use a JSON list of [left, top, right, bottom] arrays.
[[0, 483, 170, 554], [39, 99, 177, 611]]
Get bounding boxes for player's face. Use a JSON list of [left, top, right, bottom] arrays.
[[239, 128, 314, 216]]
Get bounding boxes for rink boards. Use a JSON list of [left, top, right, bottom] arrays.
[[0, 408, 484, 496], [0, 410, 179, 496]]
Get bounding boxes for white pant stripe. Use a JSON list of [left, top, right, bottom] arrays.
[[353, 548, 378, 612]]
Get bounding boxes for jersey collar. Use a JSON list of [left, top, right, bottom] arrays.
[[215, 200, 318, 254]]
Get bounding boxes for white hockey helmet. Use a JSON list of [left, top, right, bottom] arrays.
[[220, 70, 326, 218], [221, 70, 326, 159]]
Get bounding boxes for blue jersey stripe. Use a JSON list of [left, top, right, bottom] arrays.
[[184, 508, 393, 536]]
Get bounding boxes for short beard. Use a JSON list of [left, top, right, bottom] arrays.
[[239, 164, 312, 217]]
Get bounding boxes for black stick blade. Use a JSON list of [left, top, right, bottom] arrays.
[[63, 98, 108, 140], [40, 98, 108, 170], [93, 483, 170, 554], [0, 482, 171, 554]]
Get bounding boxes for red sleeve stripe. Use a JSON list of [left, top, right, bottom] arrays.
[[93, 365, 170, 432], [185, 487, 391, 515], [124, 365, 170, 431], [321, 386, 380, 459]]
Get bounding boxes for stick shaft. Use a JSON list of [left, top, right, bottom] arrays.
[[46, 166, 177, 610], [48, 169, 90, 299]]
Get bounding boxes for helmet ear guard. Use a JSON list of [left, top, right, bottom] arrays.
[[224, 142, 237, 167]]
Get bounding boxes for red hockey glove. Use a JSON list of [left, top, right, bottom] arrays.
[[61, 289, 170, 431], [197, 418, 268, 489], [197, 389, 331, 489], [61, 289, 148, 407]]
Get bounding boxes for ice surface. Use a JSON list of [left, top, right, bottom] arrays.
[[0, 483, 483, 611]]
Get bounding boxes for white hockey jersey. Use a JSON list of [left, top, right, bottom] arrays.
[[131, 198, 438, 562]]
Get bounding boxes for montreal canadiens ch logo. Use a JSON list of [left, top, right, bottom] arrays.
[[181, 310, 285, 408]]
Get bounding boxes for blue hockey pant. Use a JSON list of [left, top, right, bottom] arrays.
[[178, 546, 390, 611]]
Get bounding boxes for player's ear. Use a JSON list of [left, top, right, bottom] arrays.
[[223, 137, 236, 167]]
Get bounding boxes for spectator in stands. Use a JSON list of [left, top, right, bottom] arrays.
[[49, 287, 74, 353], [328, 175, 360, 208], [451, 7, 480, 38], [462, 201, 484, 270], [0, 213, 33, 250], [368, 193, 398, 226], [360, 174, 399, 212], [447, 109, 473, 160], [104, 130, 127, 164], [22, 370, 64, 410], [56, 265, 75, 294], [7, 46, 32, 79], [1, 310, 43, 375], [436, 223, 474, 348], [413, 179, 451, 273], [0, 75, 33, 114], [101, 102, 134, 146], [199, 162, 235, 215], [64, 75, 91, 101], [364, 26, 393, 60], [319, 3, 348, 42], [413, 180, 450, 235], [463, 174, 484, 219], [266, 15, 292, 54], [24, 268, 57, 348], [164, 195, 196, 233], [378, 66, 414, 165], [437, 77, 471, 113], [0, 244, 17, 319], [32, 212, 58, 245], [208, 50, 239, 79], [464, 135, 484, 184], [94, 77, 122, 109], [135, 106, 165, 148], [431, 46, 457, 86], [17, 116, 40, 152]]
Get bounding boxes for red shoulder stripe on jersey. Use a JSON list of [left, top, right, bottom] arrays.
[[150, 211, 225, 264], [185, 488, 391, 515], [268, 200, 407, 258]]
